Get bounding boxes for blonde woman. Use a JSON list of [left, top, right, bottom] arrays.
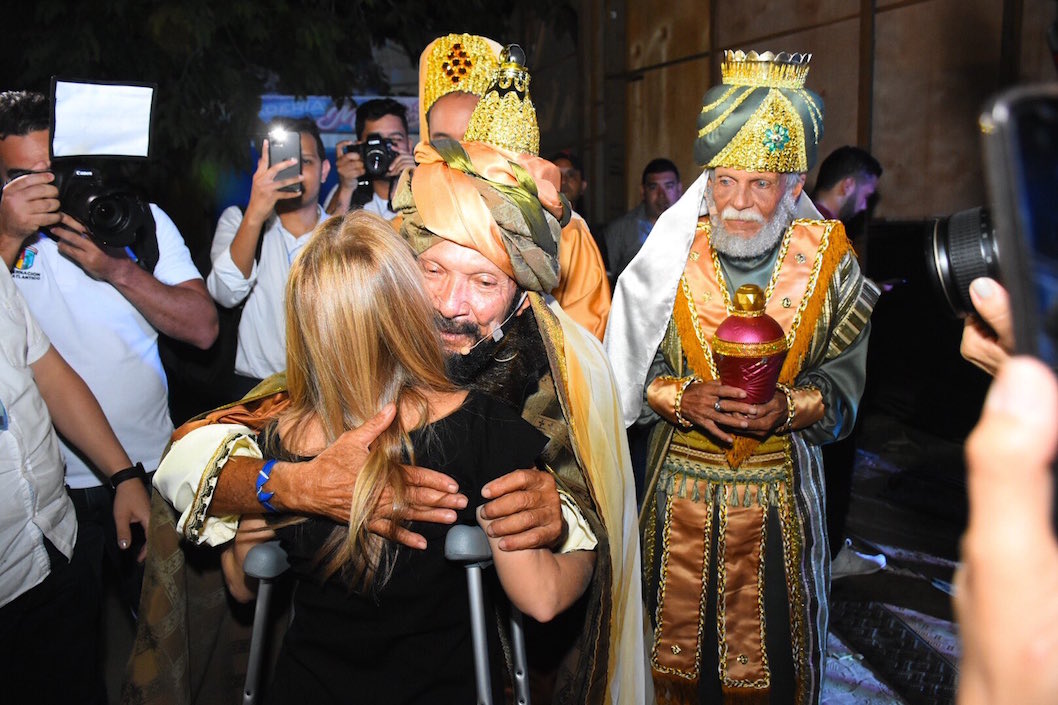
[[222, 211, 595, 704]]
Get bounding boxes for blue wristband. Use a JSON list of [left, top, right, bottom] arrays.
[[256, 459, 278, 513]]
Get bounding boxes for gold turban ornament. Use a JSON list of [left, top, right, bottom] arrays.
[[464, 44, 540, 156], [418, 33, 502, 142], [695, 50, 824, 173]]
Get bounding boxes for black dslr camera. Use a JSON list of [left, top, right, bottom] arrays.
[[343, 132, 397, 187], [51, 164, 156, 249]]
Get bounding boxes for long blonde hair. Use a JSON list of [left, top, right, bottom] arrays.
[[280, 210, 452, 590]]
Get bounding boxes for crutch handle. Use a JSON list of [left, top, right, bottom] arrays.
[[244, 540, 289, 579], [445, 524, 493, 564]]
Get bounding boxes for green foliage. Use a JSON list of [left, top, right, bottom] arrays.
[[1, 0, 574, 242]]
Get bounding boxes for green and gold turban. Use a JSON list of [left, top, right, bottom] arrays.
[[695, 50, 824, 173]]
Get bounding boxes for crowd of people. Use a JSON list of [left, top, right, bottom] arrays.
[[0, 31, 1052, 705]]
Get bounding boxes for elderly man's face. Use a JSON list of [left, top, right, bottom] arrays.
[[418, 239, 522, 355], [710, 167, 804, 238]]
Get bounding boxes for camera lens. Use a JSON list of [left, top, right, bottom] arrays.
[[927, 206, 1000, 317], [89, 194, 134, 246]]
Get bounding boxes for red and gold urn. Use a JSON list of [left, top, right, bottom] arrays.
[[711, 284, 788, 404]]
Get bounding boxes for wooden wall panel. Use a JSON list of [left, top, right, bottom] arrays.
[[1020, 0, 1057, 82], [623, 57, 710, 208], [872, 0, 1003, 217], [716, 0, 859, 49], [627, 1, 710, 71]]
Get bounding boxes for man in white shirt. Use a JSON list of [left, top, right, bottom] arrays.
[[0, 246, 149, 703], [0, 90, 217, 678], [325, 98, 415, 219], [207, 117, 331, 395]]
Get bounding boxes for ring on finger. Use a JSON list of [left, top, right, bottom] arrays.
[[714, 400, 722, 412]]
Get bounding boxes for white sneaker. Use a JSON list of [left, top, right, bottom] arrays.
[[831, 539, 886, 580]]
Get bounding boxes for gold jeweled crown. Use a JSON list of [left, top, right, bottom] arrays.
[[720, 50, 812, 89], [418, 34, 502, 141], [420, 34, 502, 114], [463, 44, 540, 156]]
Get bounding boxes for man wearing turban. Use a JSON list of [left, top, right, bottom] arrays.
[[605, 51, 878, 704], [130, 46, 644, 705], [416, 33, 612, 341]]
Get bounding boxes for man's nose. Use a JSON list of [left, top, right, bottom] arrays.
[[433, 277, 470, 319], [729, 183, 753, 210]]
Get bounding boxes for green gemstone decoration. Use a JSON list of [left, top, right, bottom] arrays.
[[763, 124, 791, 153]]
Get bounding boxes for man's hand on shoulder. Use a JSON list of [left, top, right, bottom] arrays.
[[480, 469, 565, 551], [285, 403, 468, 549]]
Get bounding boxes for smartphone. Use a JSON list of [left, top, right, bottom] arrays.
[[981, 84, 1058, 366], [267, 127, 302, 194]]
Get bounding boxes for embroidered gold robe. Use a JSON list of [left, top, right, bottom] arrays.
[[640, 219, 878, 705]]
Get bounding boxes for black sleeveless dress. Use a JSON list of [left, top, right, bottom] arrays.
[[262, 392, 547, 705]]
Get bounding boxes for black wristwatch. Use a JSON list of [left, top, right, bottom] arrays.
[[110, 462, 147, 489]]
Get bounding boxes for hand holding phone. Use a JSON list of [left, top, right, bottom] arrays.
[[267, 128, 302, 195]]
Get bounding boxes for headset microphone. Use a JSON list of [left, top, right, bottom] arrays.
[[457, 292, 528, 356]]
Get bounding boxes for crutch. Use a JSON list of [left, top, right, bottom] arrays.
[[445, 524, 531, 705], [241, 540, 290, 705]]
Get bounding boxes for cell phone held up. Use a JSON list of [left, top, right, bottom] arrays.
[[980, 83, 1058, 367], [268, 128, 302, 194]]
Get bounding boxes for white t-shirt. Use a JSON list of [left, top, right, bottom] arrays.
[[11, 204, 201, 488], [206, 205, 325, 379], [323, 184, 399, 221], [0, 266, 77, 607]]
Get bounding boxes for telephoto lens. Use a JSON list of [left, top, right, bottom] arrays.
[[926, 206, 1000, 317]]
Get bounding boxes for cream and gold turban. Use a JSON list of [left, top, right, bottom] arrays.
[[695, 50, 824, 173], [393, 139, 569, 293]]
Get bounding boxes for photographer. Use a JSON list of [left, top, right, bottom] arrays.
[[324, 97, 414, 219], [206, 116, 330, 394], [0, 89, 217, 694]]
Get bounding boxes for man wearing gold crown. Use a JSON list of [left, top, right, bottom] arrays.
[[130, 45, 644, 705], [416, 33, 612, 341], [605, 51, 879, 704]]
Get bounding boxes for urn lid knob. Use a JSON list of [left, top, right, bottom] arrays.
[[732, 284, 766, 316]]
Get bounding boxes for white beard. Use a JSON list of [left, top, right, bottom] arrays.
[[708, 189, 798, 260]]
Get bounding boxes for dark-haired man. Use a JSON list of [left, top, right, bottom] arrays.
[[811, 145, 882, 224], [325, 98, 415, 220], [207, 116, 330, 394], [0, 88, 216, 698], [604, 158, 682, 283]]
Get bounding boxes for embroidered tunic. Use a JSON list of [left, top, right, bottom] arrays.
[[640, 219, 878, 705]]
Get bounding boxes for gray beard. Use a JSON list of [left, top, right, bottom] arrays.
[[709, 190, 798, 260]]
